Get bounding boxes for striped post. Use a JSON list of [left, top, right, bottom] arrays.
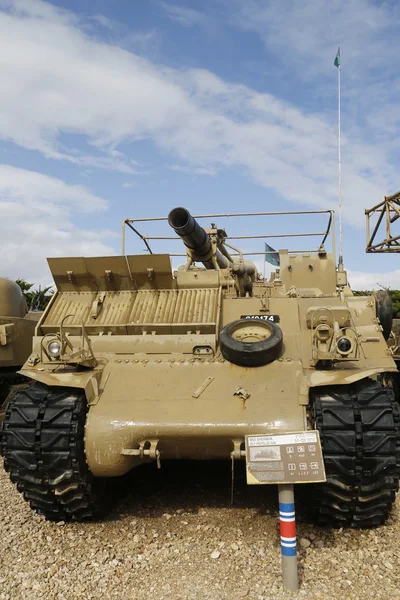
[[278, 484, 298, 592]]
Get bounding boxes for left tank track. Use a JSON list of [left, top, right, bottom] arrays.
[[0, 382, 107, 521], [0, 369, 27, 406]]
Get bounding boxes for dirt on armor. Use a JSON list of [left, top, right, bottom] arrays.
[[0, 458, 399, 600]]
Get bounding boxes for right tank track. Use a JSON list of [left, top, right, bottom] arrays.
[[310, 378, 400, 527]]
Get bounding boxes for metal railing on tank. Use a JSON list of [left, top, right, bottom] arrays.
[[121, 209, 336, 259]]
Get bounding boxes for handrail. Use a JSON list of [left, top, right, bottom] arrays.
[[121, 209, 335, 258]]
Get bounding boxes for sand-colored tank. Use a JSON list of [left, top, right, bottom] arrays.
[[0, 278, 38, 407], [1, 208, 399, 527]]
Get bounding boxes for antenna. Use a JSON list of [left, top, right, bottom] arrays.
[[334, 47, 343, 268]]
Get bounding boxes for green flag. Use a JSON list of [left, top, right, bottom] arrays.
[[265, 243, 280, 267], [334, 47, 340, 68]]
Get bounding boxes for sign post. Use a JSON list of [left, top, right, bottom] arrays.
[[245, 431, 326, 592], [278, 484, 298, 592]]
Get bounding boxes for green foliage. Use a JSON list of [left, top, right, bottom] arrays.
[[352, 290, 372, 297], [15, 278, 34, 295], [353, 289, 400, 318], [15, 279, 54, 311], [388, 290, 400, 318]]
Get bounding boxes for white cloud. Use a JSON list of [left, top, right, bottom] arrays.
[[0, 165, 107, 213], [169, 164, 217, 176], [231, 0, 399, 78], [158, 2, 207, 27], [348, 269, 400, 290], [0, 0, 398, 229], [0, 0, 72, 22], [0, 165, 115, 285], [229, 1, 400, 154], [89, 14, 116, 31]]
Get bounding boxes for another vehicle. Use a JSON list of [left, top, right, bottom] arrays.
[[0, 278, 39, 418], [1, 207, 399, 526]]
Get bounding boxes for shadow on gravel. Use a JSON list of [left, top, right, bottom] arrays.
[[107, 459, 286, 520], [104, 459, 349, 560]]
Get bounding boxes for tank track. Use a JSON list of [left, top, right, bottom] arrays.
[[0, 369, 27, 405], [310, 379, 400, 528], [0, 382, 106, 521]]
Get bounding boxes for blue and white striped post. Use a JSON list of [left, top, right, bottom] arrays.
[[278, 484, 298, 592]]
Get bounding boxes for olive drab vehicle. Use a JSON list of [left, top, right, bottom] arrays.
[[1, 207, 399, 527], [0, 278, 40, 419]]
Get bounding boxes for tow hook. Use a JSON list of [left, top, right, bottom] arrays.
[[121, 439, 161, 468]]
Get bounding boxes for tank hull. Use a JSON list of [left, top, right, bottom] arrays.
[[85, 359, 306, 476]]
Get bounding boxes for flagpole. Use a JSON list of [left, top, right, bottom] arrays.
[[337, 48, 343, 266]]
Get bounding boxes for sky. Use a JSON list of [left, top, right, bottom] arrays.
[[1, 0, 400, 289]]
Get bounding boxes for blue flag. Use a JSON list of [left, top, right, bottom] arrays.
[[265, 243, 280, 266]]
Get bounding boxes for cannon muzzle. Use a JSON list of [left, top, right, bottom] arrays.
[[168, 207, 213, 260], [168, 206, 258, 294]]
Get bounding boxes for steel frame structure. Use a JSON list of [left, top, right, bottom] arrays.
[[366, 192, 400, 253]]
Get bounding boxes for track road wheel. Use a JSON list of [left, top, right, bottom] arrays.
[[0, 382, 109, 521], [308, 379, 400, 528], [219, 318, 283, 367]]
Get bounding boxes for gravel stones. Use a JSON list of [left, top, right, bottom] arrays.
[[0, 458, 399, 599]]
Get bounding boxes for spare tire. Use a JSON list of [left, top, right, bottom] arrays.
[[375, 290, 393, 341], [219, 318, 283, 367]]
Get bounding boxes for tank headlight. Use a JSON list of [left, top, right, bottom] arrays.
[[47, 340, 61, 358], [337, 336, 353, 356]]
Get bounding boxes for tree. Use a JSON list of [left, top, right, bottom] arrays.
[[15, 279, 54, 311], [29, 286, 54, 311], [15, 278, 34, 298]]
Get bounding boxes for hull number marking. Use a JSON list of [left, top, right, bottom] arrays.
[[241, 314, 280, 323]]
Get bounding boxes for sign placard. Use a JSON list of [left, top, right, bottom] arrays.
[[245, 431, 326, 485]]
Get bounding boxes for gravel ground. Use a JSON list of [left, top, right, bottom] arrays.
[[0, 458, 399, 600]]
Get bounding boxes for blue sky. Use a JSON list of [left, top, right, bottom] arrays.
[[1, 0, 400, 287]]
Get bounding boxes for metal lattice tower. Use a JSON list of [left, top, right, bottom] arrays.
[[366, 191, 400, 253]]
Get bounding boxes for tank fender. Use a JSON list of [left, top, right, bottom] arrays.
[[18, 367, 103, 403], [308, 367, 397, 388]]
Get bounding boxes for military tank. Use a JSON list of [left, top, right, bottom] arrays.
[[1, 208, 399, 526], [0, 278, 39, 418]]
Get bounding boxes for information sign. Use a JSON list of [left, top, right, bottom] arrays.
[[245, 431, 326, 485]]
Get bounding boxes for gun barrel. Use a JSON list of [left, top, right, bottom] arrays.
[[168, 207, 212, 259], [168, 206, 258, 292]]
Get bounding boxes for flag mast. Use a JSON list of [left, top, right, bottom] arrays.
[[334, 47, 343, 268]]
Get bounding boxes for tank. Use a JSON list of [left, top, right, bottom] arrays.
[[0, 278, 38, 414], [1, 207, 399, 527]]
